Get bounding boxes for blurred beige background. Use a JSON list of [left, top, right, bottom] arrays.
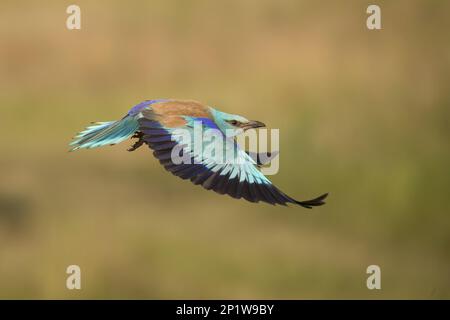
[[0, 0, 449, 299]]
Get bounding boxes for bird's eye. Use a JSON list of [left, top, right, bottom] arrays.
[[228, 120, 239, 125]]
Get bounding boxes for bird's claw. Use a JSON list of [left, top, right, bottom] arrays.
[[128, 132, 145, 152]]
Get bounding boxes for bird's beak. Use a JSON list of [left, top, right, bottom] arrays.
[[240, 120, 266, 131]]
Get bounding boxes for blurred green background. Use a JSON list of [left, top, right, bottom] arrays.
[[1, 0, 449, 299]]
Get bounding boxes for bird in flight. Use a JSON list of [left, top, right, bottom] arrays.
[[70, 99, 328, 208]]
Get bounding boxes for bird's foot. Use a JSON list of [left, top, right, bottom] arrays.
[[131, 132, 143, 139], [128, 132, 145, 152]]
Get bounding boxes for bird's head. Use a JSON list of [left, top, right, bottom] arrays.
[[211, 109, 266, 137]]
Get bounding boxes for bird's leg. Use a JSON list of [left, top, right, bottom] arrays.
[[131, 132, 143, 139], [128, 132, 145, 152]]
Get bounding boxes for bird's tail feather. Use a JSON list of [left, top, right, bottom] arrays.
[[296, 193, 328, 209], [70, 116, 139, 151]]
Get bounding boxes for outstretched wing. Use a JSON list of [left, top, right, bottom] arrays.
[[137, 106, 327, 208]]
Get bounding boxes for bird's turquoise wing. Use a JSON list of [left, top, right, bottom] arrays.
[[138, 109, 327, 207]]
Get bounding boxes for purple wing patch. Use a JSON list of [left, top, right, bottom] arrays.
[[128, 99, 168, 116]]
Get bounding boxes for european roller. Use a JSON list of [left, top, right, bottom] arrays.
[[70, 99, 328, 208]]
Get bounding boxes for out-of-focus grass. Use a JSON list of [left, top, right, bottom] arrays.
[[0, 0, 449, 299]]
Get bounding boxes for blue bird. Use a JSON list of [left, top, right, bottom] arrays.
[[70, 99, 328, 208]]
